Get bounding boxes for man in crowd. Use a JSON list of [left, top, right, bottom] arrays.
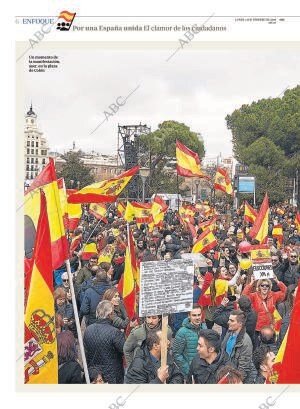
[[221, 310, 253, 381], [125, 330, 184, 384], [173, 304, 206, 380], [252, 345, 276, 384], [123, 315, 173, 367], [74, 254, 99, 298], [187, 329, 231, 384], [83, 300, 125, 384]]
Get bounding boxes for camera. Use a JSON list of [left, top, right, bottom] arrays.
[[227, 295, 237, 302]]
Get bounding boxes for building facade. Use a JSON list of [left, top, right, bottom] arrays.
[[24, 105, 49, 181]]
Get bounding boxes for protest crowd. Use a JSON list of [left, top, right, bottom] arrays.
[[24, 146, 300, 385]]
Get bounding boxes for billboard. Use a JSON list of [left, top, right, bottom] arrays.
[[238, 176, 255, 193]]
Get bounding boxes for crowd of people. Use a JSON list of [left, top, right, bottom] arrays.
[[53, 201, 300, 384]]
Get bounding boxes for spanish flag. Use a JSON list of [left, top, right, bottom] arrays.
[[98, 243, 116, 263], [81, 241, 98, 261], [24, 190, 58, 384], [124, 201, 153, 227], [89, 203, 108, 223], [117, 201, 126, 217], [25, 158, 69, 270], [58, 10, 76, 22], [65, 202, 82, 231], [214, 168, 233, 196], [249, 193, 269, 244], [176, 140, 209, 178], [195, 203, 215, 217], [148, 195, 168, 232], [117, 226, 137, 320], [244, 201, 257, 224], [67, 165, 139, 203], [192, 228, 217, 254], [272, 224, 283, 245], [198, 216, 217, 232], [269, 282, 300, 383], [250, 245, 271, 261], [276, 207, 285, 216], [295, 211, 300, 234]]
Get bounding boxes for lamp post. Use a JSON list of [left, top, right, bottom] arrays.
[[70, 179, 74, 189], [139, 167, 150, 202], [77, 181, 81, 190]]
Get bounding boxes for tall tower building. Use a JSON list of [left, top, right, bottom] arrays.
[[24, 105, 49, 181]]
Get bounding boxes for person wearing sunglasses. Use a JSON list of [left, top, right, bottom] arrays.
[[280, 252, 300, 287], [242, 276, 286, 348]]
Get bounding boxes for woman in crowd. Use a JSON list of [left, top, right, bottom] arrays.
[[54, 287, 76, 335], [102, 288, 135, 331], [242, 276, 286, 347], [57, 330, 82, 384]]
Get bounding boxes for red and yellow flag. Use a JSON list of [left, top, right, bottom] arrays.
[[244, 201, 258, 224], [89, 203, 108, 223], [25, 158, 69, 270], [149, 195, 169, 232], [117, 201, 126, 217], [124, 201, 153, 227], [295, 211, 300, 234], [24, 190, 58, 384], [176, 140, 209, 178], [249, 193, 269, 244], [67, 165, 139, 203], [198, 216, 217, 232], [214, 168, 233, 196], [269, 282, 300, 383], [117, 227, 137, 320], [272, 224, 283, 245], [58, 10, 76, 22], [192, 228, 217, 254], [276, 207, 285, 216], [81, 242, 98, 261]]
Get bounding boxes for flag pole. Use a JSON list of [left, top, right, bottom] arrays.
[[176, 173, 180, 212], [65, 259, 90, 383]]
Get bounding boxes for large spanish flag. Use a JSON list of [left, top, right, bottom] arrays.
[[67, 165, 139, 203], [24, 191, 58, 384], [25, 158, 69, 270], [192, 228, 217, 254], [124, 201, 153, 227], [244, 201, 257, 224], [117, 201, 126, 217], [65, 202, 82, 231], [176, 140, 209, 178], [214, 168, 233, 196], [148, 195, 169, 232], [81, 241, 98, 261], [249, 193, 269, 244], [269, 282, 300, 383]]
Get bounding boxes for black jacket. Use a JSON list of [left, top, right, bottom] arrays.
[[212, 304, 257, 347], [58, 361, 82, 384], [125, 344, 184, 384], [83, 318, 125, 384], [187, 351, 231, 384]]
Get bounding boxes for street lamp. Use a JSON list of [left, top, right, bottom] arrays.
[[139, 167, 150, 202], [70, 179, 74, 188], [77, 181, 81, 190]]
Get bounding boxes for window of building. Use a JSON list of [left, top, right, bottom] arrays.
[[41, 149, 46, 155], [42, 158, 46, 164], [36, 149, 38, 155], [26, 173, 30, 179], [31, 149, 34, 154], [31, 141, 34, 147], [27, 141, 30, 146], [27, 158, 30, 163], [35, 158, 38, 164], [27, 149, 30, 154], [31, 158, 34, 163], [36, 142, 39, 147], [26, 165, 29, 171], [31, 165, 34, 171]]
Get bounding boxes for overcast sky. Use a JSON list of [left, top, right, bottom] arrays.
[[24, 44, 300, 159]]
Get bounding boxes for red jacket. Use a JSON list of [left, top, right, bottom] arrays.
[[242, 281, 286, 331]]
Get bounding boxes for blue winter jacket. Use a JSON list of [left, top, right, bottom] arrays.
[[173, 317, 207, 377]]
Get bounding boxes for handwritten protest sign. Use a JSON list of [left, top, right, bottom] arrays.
[[251, 245, 274, 280], [139, 259, 194, 317]]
